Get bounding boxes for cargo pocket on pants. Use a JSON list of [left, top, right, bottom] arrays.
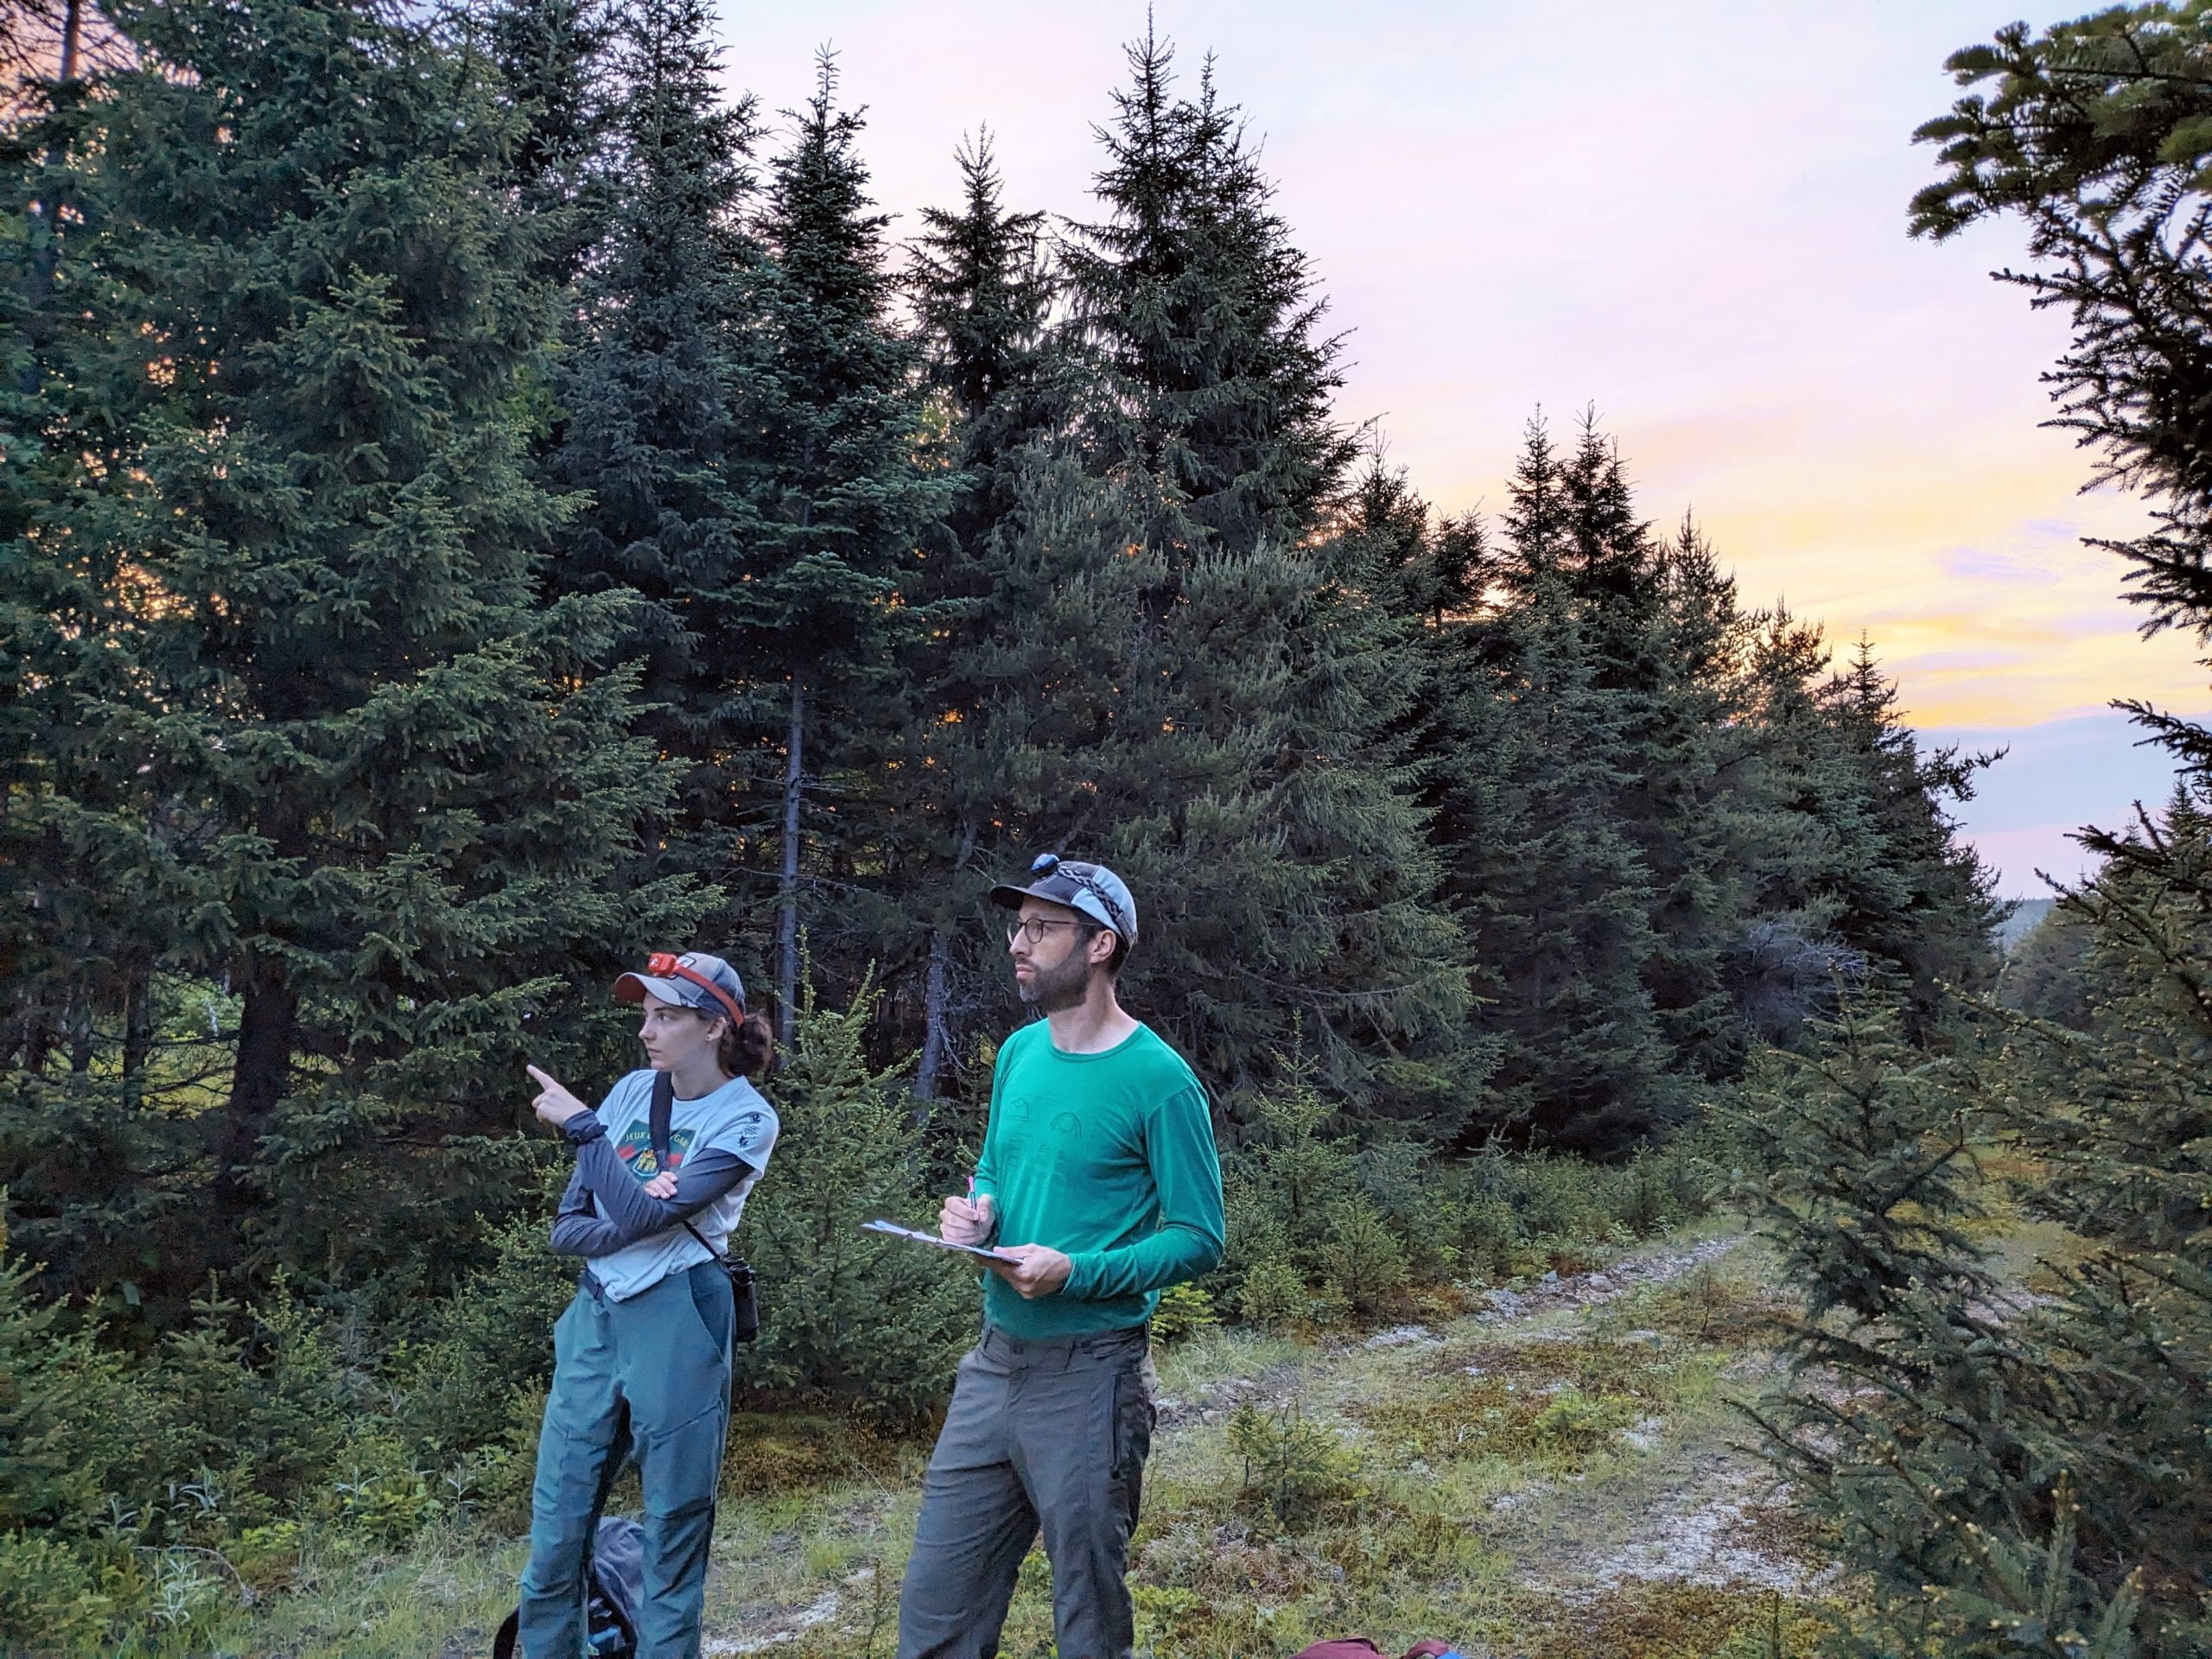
[[640, 1402, 728, 1521], [1109, 1356, 1157, 1523]]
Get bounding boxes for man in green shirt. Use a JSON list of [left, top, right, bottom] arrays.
[[895, 854, 1225, 1659]]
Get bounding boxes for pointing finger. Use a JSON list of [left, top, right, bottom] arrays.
[[525, 1064, 557, 1089]]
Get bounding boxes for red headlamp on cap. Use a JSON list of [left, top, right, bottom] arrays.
[[643, 952, 747, 1028]]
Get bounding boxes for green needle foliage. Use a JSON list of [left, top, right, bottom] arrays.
[[538, 0, 764, 887], [734, 53, 954, 1035], [0, 0, 704, 1314]]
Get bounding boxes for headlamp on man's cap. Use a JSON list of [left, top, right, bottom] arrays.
[[613, 950, 747, 1027], [988, 853, 1139, 945]]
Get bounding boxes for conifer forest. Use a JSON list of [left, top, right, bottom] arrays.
[[1, 0, 2208, 1653]]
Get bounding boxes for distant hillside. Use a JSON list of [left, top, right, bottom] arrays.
[[1998, 897, 2056, 953]]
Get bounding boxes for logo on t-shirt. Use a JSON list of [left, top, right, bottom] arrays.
[[613, 1121, 696, 1180]]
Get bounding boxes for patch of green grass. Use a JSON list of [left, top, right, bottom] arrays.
[[1349, 1330, 1704, 1477]]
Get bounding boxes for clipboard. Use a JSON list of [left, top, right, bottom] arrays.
[[861, 1218, 1017, 1264]]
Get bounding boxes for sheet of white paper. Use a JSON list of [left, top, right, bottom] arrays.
[[861, 1218, 1016, 1263]]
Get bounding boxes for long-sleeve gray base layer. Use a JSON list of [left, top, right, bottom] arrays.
[[896, 1324, 1156, 1659], [518, 1262, 733, 1659]]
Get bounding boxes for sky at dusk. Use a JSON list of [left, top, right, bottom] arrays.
[[715, 0, 2210, 893]]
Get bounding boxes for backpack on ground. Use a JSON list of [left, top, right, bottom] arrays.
[[493, 1516, 645, 1659]]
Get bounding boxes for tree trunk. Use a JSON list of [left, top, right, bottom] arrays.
[[122, 966, 154, 1111], [212, 954, 298, 1212], [67, 991, 92, 1074], [915, 927, 953, 1113], [777, 677, 804, 1046], [914, 817, 980, 1115]]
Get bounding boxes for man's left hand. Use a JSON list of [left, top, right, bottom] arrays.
[[986, 1243, 1071, 1300]]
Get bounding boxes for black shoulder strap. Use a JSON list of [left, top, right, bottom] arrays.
[[650, 1069, 724, 1262], [650, 1069, 673, 1165]]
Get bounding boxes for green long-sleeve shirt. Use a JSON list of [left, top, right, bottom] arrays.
[[972, 1019, 1225, 1339]]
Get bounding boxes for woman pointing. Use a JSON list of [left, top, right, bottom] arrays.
[[514, 950, 779, 1659]]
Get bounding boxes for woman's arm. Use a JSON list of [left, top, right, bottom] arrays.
[[548, 1129, 760, 1257]]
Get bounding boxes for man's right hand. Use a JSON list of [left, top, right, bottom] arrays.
[[939, 1192, 996, 1246]]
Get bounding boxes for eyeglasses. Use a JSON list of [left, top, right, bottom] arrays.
[[1006, 918, 1096, 947]]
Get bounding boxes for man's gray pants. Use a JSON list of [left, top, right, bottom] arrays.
[[896, 1323, 1156, 1659]]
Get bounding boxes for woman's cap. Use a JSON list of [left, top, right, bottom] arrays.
[[614, 951, 747, 1027], [988, 853, 1138, 945]]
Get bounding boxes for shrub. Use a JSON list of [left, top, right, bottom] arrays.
[[1150, 1281, 1220, 1344], [1226, 1402, 1362, 1531], [734, 976, 972, 1428], [0, 1533, 114, 1652], [1313, 1197, 1408, 1317], [390, 1202, 577, 1462], [1234, 1255, 1315, 1332]]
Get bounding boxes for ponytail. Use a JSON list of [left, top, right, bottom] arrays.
[[715, 1011, 778, 1080]]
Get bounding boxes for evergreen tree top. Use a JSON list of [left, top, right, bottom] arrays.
[[761, 49, 899, 386], [1059, 22, 1353, 555], [909, 130, 1053, 435]]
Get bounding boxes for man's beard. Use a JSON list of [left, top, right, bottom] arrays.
[[1020, 951, 1093, 1014]]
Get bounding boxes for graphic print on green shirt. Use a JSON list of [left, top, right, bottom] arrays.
[[972, 1020, 1226, 1340], [613, 1121, 696, 1178]]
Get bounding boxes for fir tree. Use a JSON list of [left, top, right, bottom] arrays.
[[0, 0, 703, 1308], [538, 0, 763, 871], [734, 976, 971, 1426], [1444, 417, 1670, 1148], [909, 130, 1058, 490], [1060, 25, 1356, 556], [477, 0, 618, 288], [895, 132, 1058, 1102], [1805, 641, 2004, 1027], [999, 34, 1471, 1122], [735, 53, 951, 1041]]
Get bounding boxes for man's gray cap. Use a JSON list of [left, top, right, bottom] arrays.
[[988, 854, 1138, 945]]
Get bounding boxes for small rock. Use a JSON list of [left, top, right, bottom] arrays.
[[1363, 1323, 1433, 1350], [1622, 1329, 1664, 1345]]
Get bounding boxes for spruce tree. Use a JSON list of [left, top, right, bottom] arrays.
[[0, 0, 702, 1308], [1740, 951, 2211, 1656], [478, 0, 618, 288], [1559, 425, 1745, 1082], [1792, 640, 2005, 1028], [894, 133, 1058, 1102], [735, 53, 951, 1041], [1060, 26, 1356, 556], [1441, 418, 1670, 1149], [984, 32, 1473, 1122], [538, 0, 763, 874]]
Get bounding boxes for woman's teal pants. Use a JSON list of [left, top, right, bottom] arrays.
[[517, 1261, 733, 1659]]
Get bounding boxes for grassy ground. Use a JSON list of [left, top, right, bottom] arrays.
[[183, 1212, 1859, 1659]]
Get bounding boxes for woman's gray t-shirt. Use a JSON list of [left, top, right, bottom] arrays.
[[550, 1069, 779, 1302]]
